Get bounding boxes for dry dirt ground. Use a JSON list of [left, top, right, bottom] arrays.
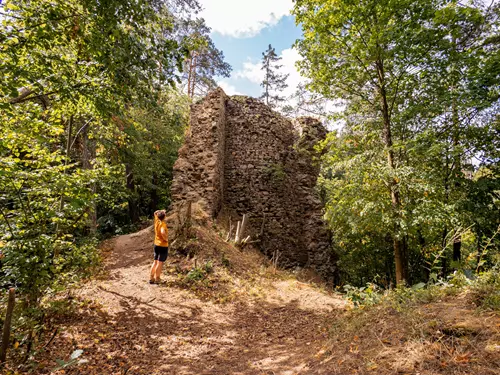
[[17, 224, 500, 375], [36, 227, 346, 375]]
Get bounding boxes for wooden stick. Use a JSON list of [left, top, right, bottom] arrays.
[[246, 239, 261, 244], [226, 224, 233, 242], [175, 208, 182, 240], [226, 217, 233, 242], [41, 328, 58, 349], [235, 221, 241, 243], [239, 214, 249, 244], [0, 288, 16, 363], [272, 250, 280, 274]]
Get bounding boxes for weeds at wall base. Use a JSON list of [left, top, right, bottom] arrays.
[[342, 269, 500, 312]]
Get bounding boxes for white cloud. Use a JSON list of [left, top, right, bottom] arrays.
[[234, 47, 304, 97], [198, 0, 293, 38], [217, 80, 242, 96], [234, 61, 264, 83], [279, 48, 304, 97]]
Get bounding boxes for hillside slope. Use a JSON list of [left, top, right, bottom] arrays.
[[23, 220, 499, 375], [33, 222, 345, 375]]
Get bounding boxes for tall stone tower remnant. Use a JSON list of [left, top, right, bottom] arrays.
[[171, 88, 336, 280]]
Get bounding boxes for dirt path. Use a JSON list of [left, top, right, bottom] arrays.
[[46, 231, 346, 375]]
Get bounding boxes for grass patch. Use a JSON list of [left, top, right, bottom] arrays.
[[470, 269, 500, 311], [325, 271, 500, 374]]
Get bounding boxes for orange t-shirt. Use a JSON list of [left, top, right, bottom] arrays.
[[154, 215, 169, 247]]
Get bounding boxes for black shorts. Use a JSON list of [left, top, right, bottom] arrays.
[[153, 245, 168, 262]]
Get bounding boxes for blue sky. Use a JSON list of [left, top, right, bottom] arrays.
[[198, 0, 305, 97]]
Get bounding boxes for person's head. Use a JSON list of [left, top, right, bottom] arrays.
[[157, 210, 166, 220]]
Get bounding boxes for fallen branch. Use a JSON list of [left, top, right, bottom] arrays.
[[41, 328, 58, 350]]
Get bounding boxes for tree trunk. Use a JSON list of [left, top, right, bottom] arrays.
[[450, 35, 462, 263], [0, 288, 15, 363], [451, 96, 462, 263], [190, 54, 197, 98], [376, 60, 407, 284], [265, 60, 270, 106], [187, 56, 193, 98], [187, 52, 198, 98], [453, 238, 462, 262], [58, 115, 74, 213], [403, 235, 410, 283], [126, 164, 139, 223], [55, 115, 74, 240], [150, 173, 159, 215], [81, 125, 97, 233], [476, 229, 483, 272]]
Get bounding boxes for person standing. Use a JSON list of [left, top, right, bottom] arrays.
[[150, 210, 169, 284]]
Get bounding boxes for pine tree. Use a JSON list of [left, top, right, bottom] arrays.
[[179, 18, 232, 98], [260, 44, 289, 108]]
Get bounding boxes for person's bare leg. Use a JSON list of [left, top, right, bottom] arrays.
[[150, 260, 158, 281], [155, 261, 164, 282]]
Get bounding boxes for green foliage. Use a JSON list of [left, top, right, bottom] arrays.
[[295, 0, 500, 286], [0, 1, 195, 361], [259, 44, 289, 109], [116, 88, 189, 225], [342, 269, 500, 313], [179, 18, 232, 97], [203, 260, 214, 274], [262, 162, 287, 185], [185, 261, 214, 283], [221, 253, 230, 268], [185, 267, 205, 282], [343, 283, 383, 307], [470, 268, 500, 311]]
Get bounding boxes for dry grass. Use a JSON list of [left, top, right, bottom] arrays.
[[316, 292, 500, 375]]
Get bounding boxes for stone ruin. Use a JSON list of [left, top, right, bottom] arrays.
[[171, 88, 337, 280]]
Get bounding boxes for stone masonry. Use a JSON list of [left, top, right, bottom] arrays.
[[171, 88, 336, 280]]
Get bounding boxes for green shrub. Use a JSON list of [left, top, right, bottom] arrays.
[[343, 283, 383, 307], [203, 261, 214, 274], [221, 253, 230, 268], [262, 162, 287, 184], [470, 268, 500, 310], [185, 267, 205, 282]]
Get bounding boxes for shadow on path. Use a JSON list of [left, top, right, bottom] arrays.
[[43, 291, 336, 375]]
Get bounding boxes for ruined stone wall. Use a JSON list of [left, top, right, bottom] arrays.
[[171, 89, 337, 279], [171, 89, 226, 217]]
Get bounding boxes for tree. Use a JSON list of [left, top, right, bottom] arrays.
[[415, 0, 500, 263], [260, 44, 289, 109], [294, 0, 500, 286], [281, 83, 338, 128], [0, 0, 195, 339], [294, 0, 444, 284], [178, 18, 231, 98], [282, 83, 325, 116]]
